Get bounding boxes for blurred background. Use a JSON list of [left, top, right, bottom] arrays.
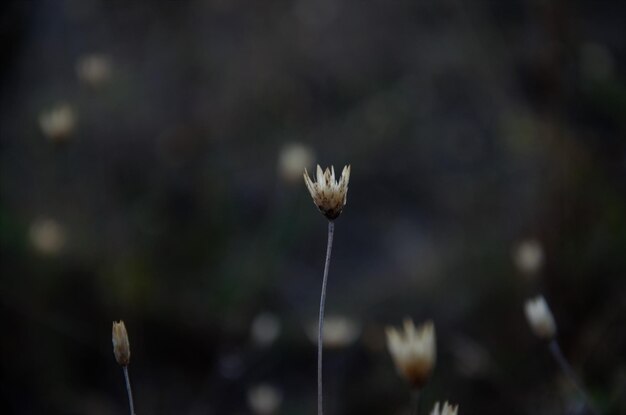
[[1, 0, 625, 414]]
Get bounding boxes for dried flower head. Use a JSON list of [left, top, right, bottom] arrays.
[[430, 401, 459, 415], [303, 164, 350, 220], [386, 319, 436, 388], [524, 295, 556, 340], [112, 321, 130, 366]]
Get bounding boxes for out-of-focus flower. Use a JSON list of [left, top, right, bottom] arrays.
[[251, 312, 282, 347], [247, 383, 283, 415], [430, 401, 459, 415], [278, 142, 315, 183], [524, 295, 557, 340], [513, 239, 544, 276], [39, 104, 76, 143], [76, 54, 112, 87], [451, 336, 493, 378], [303, 164, 350, 220], [29, 218, 66, 256], [112, 321, 130, 366], [386, 319, 436, 388], [307, 315, 360, 349]]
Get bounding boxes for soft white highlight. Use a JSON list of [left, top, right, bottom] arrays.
[[307, 315, 360, 349], [278, 142, 315, 183], [524, 295, 557, 339], [513, 239, 544, 275], [247, 384, 283, 415], [39, 104, 76, 143]]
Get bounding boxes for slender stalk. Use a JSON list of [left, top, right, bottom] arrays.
[[410, 389, 421, 415], [548, 340, 599, 415], [317, 220, 335, 415], [123, 366, 136, 415]]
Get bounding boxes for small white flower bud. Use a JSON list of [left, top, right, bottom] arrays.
[[112, 321, 131, 366], [524, 295, 557, 340]]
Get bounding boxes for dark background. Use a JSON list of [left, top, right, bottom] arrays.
[[1, 0, 625, 414]]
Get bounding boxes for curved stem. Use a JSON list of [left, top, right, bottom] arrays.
[[317, 221, 335, 415], [548, 340, 599, 415], [123, 366, 136, 415], [411, 389, 421, 415]]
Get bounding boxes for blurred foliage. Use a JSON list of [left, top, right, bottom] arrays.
[[0, 0, 625, 414]]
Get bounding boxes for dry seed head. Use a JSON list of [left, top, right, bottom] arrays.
[[430, 401, 459, 415], [386, 319, 436, 389], [303, 164, 350, 220], [112, 320, 130, 366], [524, 295, 556, 340]]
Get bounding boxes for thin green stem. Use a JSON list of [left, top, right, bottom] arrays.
[[411, 389, 421, 415], [548, 340, 599, 415], [317, 220, 335, 415], [123, 366, 136, 415]]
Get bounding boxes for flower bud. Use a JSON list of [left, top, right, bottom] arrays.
[[303, 165, 350, 220], [524, 295, 557, 340], [112, 321, 131, 366]]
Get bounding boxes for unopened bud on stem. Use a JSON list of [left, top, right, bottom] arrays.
[[524, 295, 557, 340], [112, 321, 131, 366]]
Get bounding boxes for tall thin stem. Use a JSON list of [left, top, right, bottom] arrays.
[[548, 340, 599, 415], [123, 366, 136, 415], [317, 220, 335, 415], [410, 389, 421, 415]]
